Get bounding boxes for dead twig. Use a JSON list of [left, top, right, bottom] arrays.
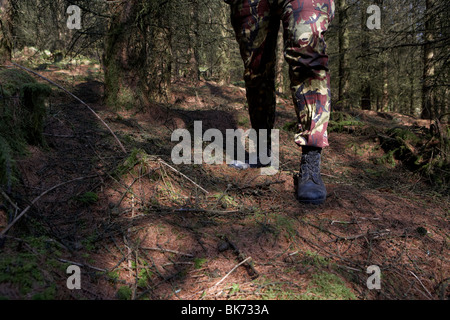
[[158, 159, 209, 194], [330, 220, 356, 225], [409, 271, 434, 300], [223, 236, 259, 280], [57, 258, 106, 273], [0, 191, 21, 212], [212, 256, 252, 289], [0, 175, 98, 238], [146, 205, 241, 216], [141, 246, 193, 258], [174, 208, 241, 215]]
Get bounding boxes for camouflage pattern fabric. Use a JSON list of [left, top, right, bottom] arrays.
[[227, 0, 335, 148]]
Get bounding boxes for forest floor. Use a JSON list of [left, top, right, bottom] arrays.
[[0, 59, 449, 301]]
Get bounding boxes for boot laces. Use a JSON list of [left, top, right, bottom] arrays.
[[300, 151, 321, 183]]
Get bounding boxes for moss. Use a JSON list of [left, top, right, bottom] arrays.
[[0, 69, 51, 188], [137, 268, 153, 288], [282, 121, 298, 133], [194, 258, 207, 269], [237, 114, 250, 127], [114, 148, 151, 177], [20, 83, 52, 146], [104, 22, 138, 111], [116, 286, 132, 300], [275, 215, 298, 240], [387, 127, 422, 145], [302, 272, 357, 300], [0, 237, 61, 298], [212, 193, 238, 209], [327, 112, 364, 133], [32, 285, 56, 300], [375, 149, 397, 167], [75, 192, 99, 205], [328, 119, 363, 133], [253, 277, 303, 300], [104, 58, 120, 108], [0, 69, 36, 96], [0, 135, 19, 187], [378, 125, 449, 190], [117, 86, 136, 110], [0, 253, 43, 294], [302, 250, 330, 268], [330, 111, 355, 122]]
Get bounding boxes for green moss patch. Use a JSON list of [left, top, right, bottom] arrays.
[[0, 68, 51, 187]]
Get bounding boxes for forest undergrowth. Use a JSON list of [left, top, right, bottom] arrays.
[[0, 56, 448, 300]]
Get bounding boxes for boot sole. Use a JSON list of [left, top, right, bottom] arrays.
[[293, 174, 326, 205], [297, 197, 326, 205]]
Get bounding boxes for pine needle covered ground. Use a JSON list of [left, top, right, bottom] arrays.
[[0, 53, 448, 301]]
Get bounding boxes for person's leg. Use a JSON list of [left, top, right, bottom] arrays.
[[228, 0, 280, 167], [282, 0, 334, 148], [281, 0, 335, 204]]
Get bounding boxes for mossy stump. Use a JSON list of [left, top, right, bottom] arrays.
[[0, 68, 51, 187]]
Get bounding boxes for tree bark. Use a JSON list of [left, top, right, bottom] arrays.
[[360, 0, 371, 111], [421, 0, 436, 119], [192, 0, 201, 82], [103, 0, 145, 108], [103, 1, 172, 107], [0, 0, 13, 64], [338, 0, 350, 109], [275, 22, 285, 94], [381, 60, 389, 112]]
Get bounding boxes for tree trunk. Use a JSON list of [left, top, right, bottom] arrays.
[[103, 1, 172, 107], [360, 0, 371, 111], [381, 60, 389, 112], [103, 0, 145, 108], [361, 85, 371, 110], [0, 0, 13, 64], [409, 72, 415, 116], [338, 0, 350, 109], [149, 5, 173, 101], [275, 22, 285, 94], [421, 0, 436, 119], [218, 2, 232, 84], [191, 0, 201, 82]]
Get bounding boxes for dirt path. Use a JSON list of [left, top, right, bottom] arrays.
[[0, 67, 448, 300]]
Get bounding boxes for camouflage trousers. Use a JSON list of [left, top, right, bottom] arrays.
[[227, 0, 335, 148]]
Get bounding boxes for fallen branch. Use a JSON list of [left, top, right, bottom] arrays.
[[224, 236, 259, 280], [57, 258, 106, 273], [9, 62, 127, 154], [330, 229, 392, 242], [0, 175, 98, 238], [141, 246, 193, 257], [174, 208, 241, 215], [212, 256, 252, 288], [1, 190, 21, 212], [409, 271, 434, 300], [158, 159, 209, 194]]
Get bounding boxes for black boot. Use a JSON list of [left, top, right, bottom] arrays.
[[295, 146, 327, 205]]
